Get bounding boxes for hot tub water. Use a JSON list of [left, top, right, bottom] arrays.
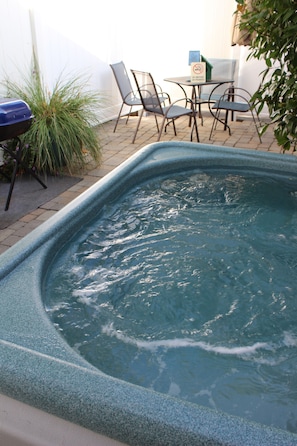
[[45, 169, 297, 434]]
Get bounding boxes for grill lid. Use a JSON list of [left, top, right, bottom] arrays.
[[0, 98, 33, 141]]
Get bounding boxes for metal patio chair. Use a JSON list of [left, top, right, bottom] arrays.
[[195, 58, 237, 125], [110, 61, 143, 132], [131, 69, 199, 144], [209, 86, 262, 142]]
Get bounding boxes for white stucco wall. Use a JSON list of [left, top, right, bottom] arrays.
[[0, 0, 267, 121]]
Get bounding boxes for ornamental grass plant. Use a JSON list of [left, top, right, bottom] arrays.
[[4, 69, 102, 174]]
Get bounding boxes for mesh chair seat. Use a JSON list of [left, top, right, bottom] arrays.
[[164, 104, 196, 119], [124, 94, 142, 106], [213, 101, 250, 113], [210, 87, 262, 142]]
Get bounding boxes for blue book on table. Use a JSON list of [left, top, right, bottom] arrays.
[[188, 51, 200, 65]]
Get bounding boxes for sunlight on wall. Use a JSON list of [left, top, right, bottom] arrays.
[[0, 0, 32, 91], [24, 0, 236, 61], [1, 0, 265, 121], [30, 0, 121, 60], [28, 0, 236, 76]]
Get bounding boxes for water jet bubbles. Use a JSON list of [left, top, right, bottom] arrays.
[[283, 331, 297, 348], [191, 269, 200, 277], [160, 178, 178, 193]]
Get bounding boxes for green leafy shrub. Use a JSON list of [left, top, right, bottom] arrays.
[[236, 0, 297, 150]]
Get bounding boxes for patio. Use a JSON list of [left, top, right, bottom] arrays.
[[0, 113, 284, 254]]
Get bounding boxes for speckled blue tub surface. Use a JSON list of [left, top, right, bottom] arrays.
[[0, 142, 297, 446]]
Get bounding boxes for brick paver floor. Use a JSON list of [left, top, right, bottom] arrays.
[[0, 113, 290, 254]]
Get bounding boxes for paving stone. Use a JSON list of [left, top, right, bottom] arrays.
[[0, 115, 291, 254]]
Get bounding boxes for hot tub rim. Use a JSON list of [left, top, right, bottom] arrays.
[[1, 141, 297, 445]]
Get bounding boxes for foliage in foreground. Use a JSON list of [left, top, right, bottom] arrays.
[[4, 70, 102, 174], [236, 0, 297, 150]]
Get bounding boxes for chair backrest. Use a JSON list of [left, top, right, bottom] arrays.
[[200, 58, 238, 101], [110, 61, 135, 102], [210, 58, 237, 81], [131, 70, 163, 115]]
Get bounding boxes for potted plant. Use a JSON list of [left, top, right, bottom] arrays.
[[3, 67, 102, 174]]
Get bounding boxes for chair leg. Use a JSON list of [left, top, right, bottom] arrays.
[[172, 119, 177, 136], [165, 119, 177, 136], [251, 110, 262, 143], [154, 115, 160, 132], [113, 103, 124, 132], [157, 118, 167, 141], [125, 106, 133, 124], [209, 109, 231, 140], [132, 109, 144, 144]]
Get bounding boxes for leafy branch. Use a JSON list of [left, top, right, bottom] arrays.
[[235, 0, 297, 150]]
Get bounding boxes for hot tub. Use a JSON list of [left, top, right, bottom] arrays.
[[0, 142, 297, 446]]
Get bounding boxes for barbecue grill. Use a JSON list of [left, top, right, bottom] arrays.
[[0, 98, 33, 140], [0, 98, 47, 211]]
